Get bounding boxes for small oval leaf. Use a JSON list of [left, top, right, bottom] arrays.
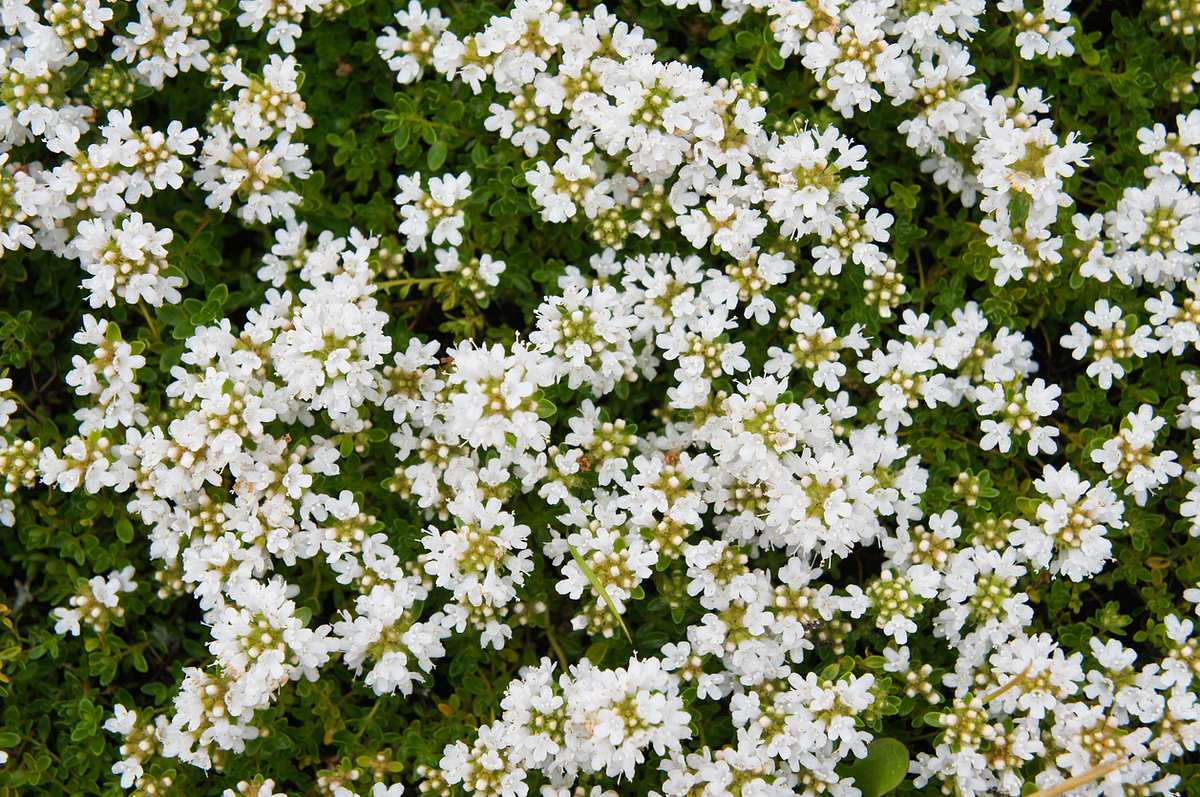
[[841, 737, 909, 797]]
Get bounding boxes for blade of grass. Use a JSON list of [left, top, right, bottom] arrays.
[[981, 659, 1034, 703], [567, 543, 633, 645], [1025, 756, 1133, 797]]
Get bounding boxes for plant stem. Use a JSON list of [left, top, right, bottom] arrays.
[[543, 608, 570, 671], [376, 276, 447, 290], [136, 303, 161, 343], [353, 700, 382, 742]]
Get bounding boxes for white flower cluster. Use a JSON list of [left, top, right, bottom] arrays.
[[395, 171, 470, 251], [3, 1, 1200, 796], [400, 0, 909, 287], [634, 0, 1092, 289], [377, 0, 448, 84], [1073, 109, 1200, 290], [52, 564, 138, 636], [0, 0, 326, 316], [438, 656, 691, 794], [1, 0, 320, 313], [197, 54, 313, 224]]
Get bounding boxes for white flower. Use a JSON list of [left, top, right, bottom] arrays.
[[1059, 300, 1157, 390], [1091, 405, 1182, 506], [395, 171, 471, 251], [377, 1, 449, 84], [1010, 464, 1124, 581], [73, 212, 183, 308]]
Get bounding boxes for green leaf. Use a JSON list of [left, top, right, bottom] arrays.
[[840, 738, 909, 797], [427, 140, 448, 171]]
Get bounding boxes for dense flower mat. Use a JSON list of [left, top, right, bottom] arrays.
[[2, 0, 1200, 796]]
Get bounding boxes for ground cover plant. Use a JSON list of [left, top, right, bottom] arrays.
[[3, 0, 1200, 795]]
